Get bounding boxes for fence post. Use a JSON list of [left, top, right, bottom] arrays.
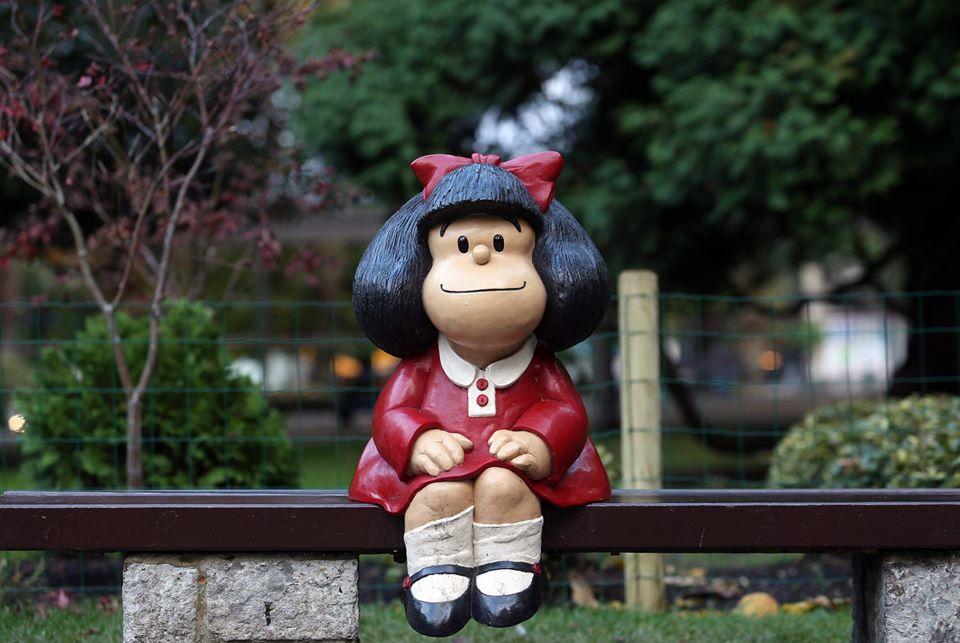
[[618, 270, 666, 612]]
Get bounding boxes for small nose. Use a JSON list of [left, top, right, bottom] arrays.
[[472, 244, 491, 265]]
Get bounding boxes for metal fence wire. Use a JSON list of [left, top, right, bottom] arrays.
[[1, 290, 957, 608]]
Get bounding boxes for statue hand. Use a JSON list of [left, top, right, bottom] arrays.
[[408, 429, 474, 477], [487, 429, 551, 481]]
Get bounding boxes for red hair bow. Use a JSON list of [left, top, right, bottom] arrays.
[[411, 151, 564, 212]]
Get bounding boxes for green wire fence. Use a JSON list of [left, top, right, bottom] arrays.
[[1, 289, 957, 608]]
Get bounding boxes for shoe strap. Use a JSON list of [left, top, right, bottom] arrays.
[[475, 560, 542, 575], [408, 563, 474, 585]]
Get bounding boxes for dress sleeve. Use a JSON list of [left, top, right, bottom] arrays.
[[511, 355, 588, 485], [371, 356, 441, 479]]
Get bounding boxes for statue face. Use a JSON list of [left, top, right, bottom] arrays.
[[422, 213, 547, 352]]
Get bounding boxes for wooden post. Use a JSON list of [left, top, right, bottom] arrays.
[[618, 270, 666, 611]]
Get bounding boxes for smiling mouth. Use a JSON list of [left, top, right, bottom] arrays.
[[440, 281, 527, 294]]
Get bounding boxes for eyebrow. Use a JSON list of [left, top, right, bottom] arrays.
[[439, 216, 522, 236]]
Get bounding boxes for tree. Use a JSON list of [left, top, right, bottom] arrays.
[[296, 0, 960, 394], [0, 1, 365, 487]]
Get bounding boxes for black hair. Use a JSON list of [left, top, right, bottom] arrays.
[[353, 163, 609, 357], [440, 215, 520, 236]]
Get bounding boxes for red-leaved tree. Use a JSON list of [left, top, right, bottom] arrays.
[[0, 1, 370, 487]]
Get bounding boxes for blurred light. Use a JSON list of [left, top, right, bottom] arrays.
[[758, 350, 784, 372], [7, 414, 26, 433], [334, 354, 363, 380], [371, 349, 400, 376]]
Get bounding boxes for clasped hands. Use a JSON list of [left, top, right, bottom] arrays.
[[407, 428, 551, 480]]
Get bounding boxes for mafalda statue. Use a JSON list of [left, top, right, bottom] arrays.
[[349, 151, 611, 636]]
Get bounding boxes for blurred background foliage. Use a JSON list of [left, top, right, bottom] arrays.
[[295, 0, 960, 392], [15, 302, 296, 489], [297, 0, 960, 290]]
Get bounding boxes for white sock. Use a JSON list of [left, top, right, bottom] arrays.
[[404, 505, 474, 602], [474, 516, 543, 596]]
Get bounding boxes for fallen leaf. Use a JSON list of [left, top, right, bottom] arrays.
[[734, 592, 778, 617], [782, 600, 816, 615], [568, 570, 600, 608], [782, 595, 850, 614]]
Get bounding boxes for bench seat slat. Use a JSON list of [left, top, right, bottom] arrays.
[[2, 489, 959, 554]]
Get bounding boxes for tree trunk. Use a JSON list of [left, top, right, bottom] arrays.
[[889, 293, 960, 397], [126, 395, 145, 489], [889, 214, 960, 397]]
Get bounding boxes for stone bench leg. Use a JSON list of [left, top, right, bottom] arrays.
[[853, 552, 960, 642], [123, 554, 358, 642]]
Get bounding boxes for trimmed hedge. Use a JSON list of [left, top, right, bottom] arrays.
[[769, 396, 960, 488]]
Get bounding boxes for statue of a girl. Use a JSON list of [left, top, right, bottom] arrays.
[[349, 151, 611, 636]]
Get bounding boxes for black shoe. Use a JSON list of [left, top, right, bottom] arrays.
[[401, 564, 473, 637], [472, 561, 545, 628]]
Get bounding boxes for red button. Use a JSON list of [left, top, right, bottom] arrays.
[[476, 394, 489, 407], [476, 378, 488, 391]]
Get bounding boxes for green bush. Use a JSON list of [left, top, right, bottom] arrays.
[[769, 396, 960, 488], [14, 301, 298, 489]]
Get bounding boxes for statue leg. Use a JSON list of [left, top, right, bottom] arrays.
[[472, 467, 545, 626], [473, 466, 540, 523], [405, 480, 474, 531], [401, 481, 475, 636]]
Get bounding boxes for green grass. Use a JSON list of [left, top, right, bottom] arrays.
[[590, 432, 771, 488], [0, 602, 850, 643], [660, 433, 771, 481], [363, 604, 851, 642], [297, 441, 365, 489], [0, 602, 122, 642], [0, 442, 366, 492]]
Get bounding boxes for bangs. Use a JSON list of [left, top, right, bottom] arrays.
[[420, 163, 544, 235]]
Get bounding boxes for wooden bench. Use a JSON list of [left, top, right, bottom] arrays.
[[4, 488, 960, 642]]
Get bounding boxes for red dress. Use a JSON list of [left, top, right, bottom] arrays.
[[348, 340, 611, 514]]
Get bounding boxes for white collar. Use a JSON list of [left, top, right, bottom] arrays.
[[438, 334, 537, 389]]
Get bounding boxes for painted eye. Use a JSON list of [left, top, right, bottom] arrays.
[[493, 234, 504, 252], [457, 236, 469, 253]]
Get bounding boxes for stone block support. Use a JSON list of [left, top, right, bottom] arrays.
[[123, 554, 358, 643], [853, 552, 960, 642]]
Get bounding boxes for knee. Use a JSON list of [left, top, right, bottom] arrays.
[[407, 481, 473, 525], [474, 467, 535, 512]]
